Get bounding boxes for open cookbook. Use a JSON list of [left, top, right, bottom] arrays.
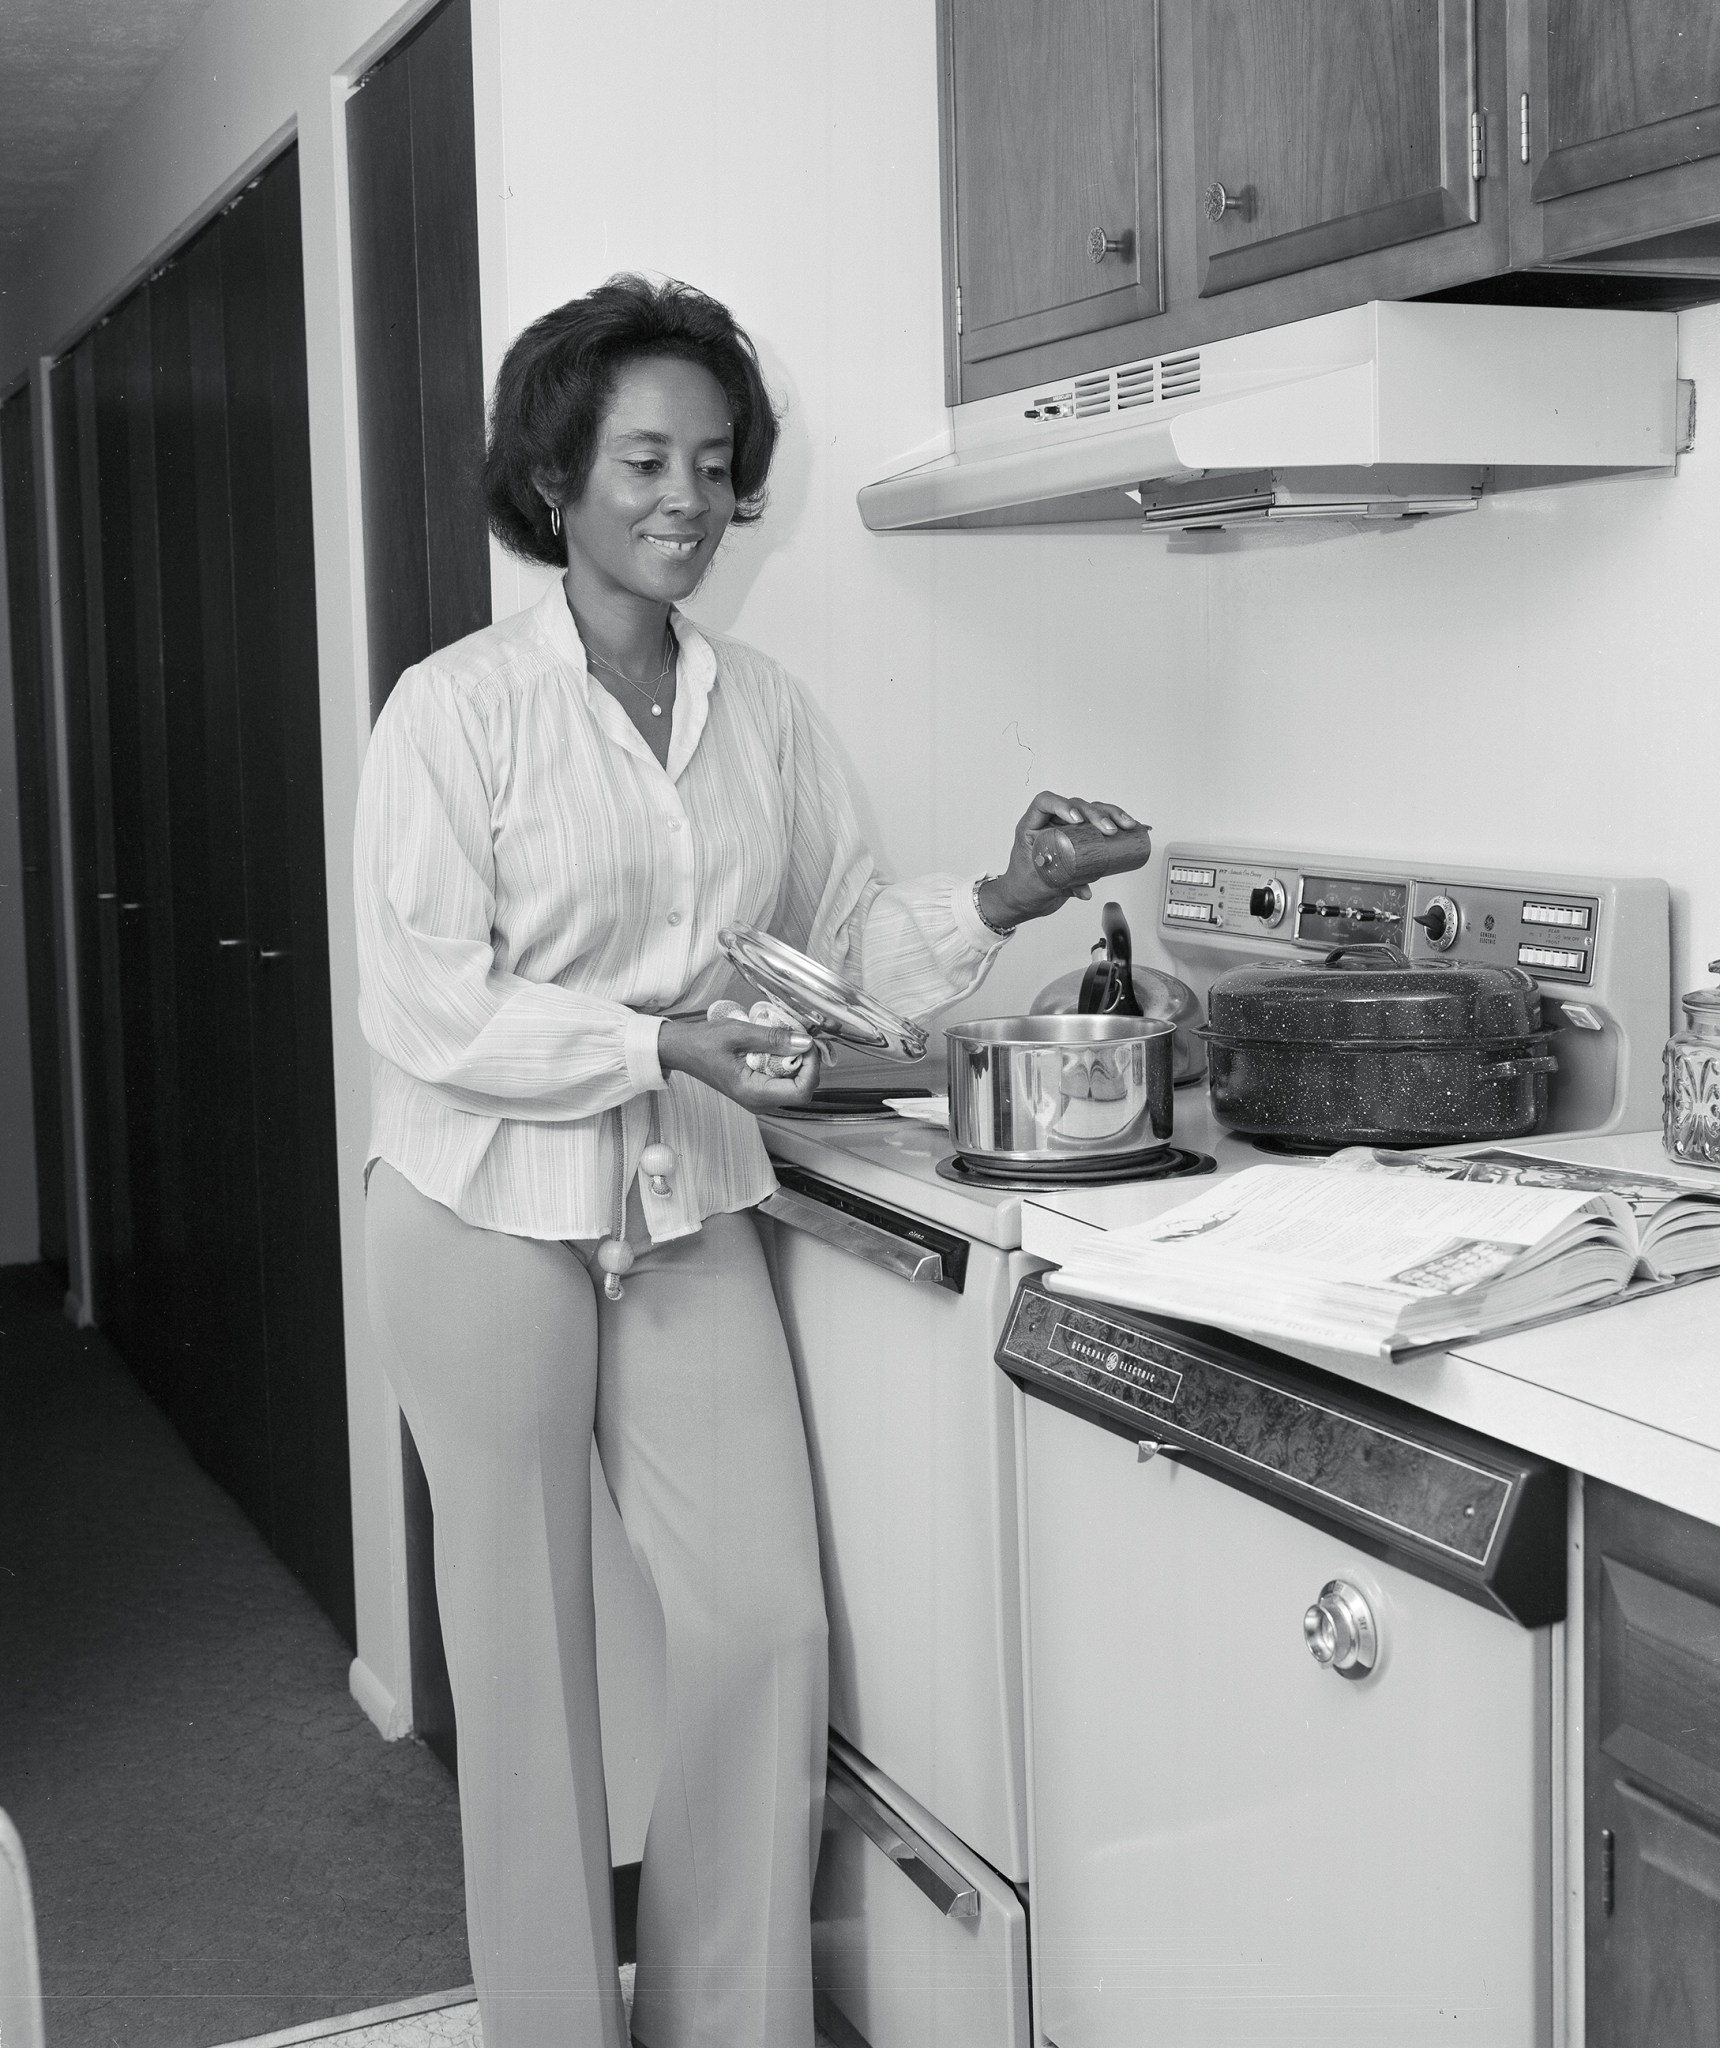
[[1045, 1148, 1720, 1360]]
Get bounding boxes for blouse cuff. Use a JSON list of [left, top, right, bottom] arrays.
[[626, 1012, 669, 1094], [955, 876, 1014, 954]]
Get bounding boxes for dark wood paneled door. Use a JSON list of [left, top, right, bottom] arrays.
[[948, 0, 1163, 376], [348, 0, 489, 1776], [1, 386, 66, 1278], [1193, 0, 1478, 295], [348, 0, 489, 721], [51, 145, 353, 1645], [1585, 1481, 1720, 2045]]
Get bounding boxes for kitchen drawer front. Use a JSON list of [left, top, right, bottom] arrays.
[[813, 1738, 1029, 2048], [764, 1216, 1029, 1881]]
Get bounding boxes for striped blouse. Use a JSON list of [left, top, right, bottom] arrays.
[[354, 579, 1007, 1242]]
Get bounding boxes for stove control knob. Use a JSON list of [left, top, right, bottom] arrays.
[[1414, 894, 1460, 950], [1248, 878, 1288, 927], [1304, 1579, 1379, 1676]]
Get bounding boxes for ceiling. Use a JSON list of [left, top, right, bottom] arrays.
[[0, 0, 220, 251]]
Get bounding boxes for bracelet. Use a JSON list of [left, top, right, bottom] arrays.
[[973, 876, 1018, 939]]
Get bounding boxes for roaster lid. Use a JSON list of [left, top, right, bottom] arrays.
[[1206, 946, 1544, 1045]]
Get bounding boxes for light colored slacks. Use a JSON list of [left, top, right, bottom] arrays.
[[365, 1162, 829, 2048]]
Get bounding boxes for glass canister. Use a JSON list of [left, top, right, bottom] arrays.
[[1664, 959, 1720, 1167]]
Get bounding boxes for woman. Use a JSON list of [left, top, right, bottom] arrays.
[[356, 274, 1143, 2048]]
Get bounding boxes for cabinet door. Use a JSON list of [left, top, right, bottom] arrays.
[[1524, 0, 1720, 261], [1586, 1481, 1720, 2046], [1194, 0, 1478, 296], [948, 0, 1162, 378]]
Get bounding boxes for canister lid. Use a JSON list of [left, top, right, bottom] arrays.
[[1682, 958, 1720, 1014]]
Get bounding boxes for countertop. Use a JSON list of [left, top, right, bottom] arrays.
[[1020, 1121, 1720, 1526]]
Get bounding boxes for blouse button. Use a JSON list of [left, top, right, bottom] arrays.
[[667, 817, 683, 832], [667, 911, 683, 927]]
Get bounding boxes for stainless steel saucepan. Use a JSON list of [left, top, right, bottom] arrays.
[[945, 1014, 1176, 1164]]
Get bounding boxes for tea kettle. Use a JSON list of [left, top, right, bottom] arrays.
[[1032, 901, 1207, 1085]]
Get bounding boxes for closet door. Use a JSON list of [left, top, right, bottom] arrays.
[[56, 340, 130, 1333], [147, 236, 273, 1531], [50, 146, 353, 1646], [348, 0, 489, 1771], [1, 385, 66, 1276], [349, 0, 490, 719], [222, 150, 351, 1639]]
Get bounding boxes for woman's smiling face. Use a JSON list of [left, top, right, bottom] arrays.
[[559, 355, 738, 606]]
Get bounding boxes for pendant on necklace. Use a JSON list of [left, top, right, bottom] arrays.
[[651, 704, 663, 717]]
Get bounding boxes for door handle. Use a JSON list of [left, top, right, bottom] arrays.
[[217, 937, 244, 948], [825, 1759, 979, 1920], [759, 1187, 944, 1286], [258, 948, 290, 960]]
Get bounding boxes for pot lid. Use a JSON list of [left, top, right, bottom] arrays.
[[1206, 945, 1543, 1045], [718, 925, 929, 1062], [1683, 959, 1720, 1014]]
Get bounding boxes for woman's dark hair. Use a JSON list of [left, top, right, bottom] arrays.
[[483, 273, 779, 567]]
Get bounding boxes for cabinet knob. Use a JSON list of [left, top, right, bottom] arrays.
[[1087, 226, 1132, 265], [1204, 181, 1255, 224]]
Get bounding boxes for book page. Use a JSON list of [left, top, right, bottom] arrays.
[[1103, 1165, 1624, 1294]]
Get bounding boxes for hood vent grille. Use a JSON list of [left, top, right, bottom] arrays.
[[1159, 351, 1201, 400], [1051, 349, 1202, 422], [1073, 373, 1111, 417], [1116, 361, 1156, 409]]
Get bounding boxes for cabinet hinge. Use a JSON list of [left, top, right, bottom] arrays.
[[1471, 109, 1486, 182], [1520, 93, 1530, 165], [955, 285, 963, 336]]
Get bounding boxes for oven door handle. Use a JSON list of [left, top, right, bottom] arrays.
[[825, 1759, 980, 1920], [759, 1187, 945, 1287]]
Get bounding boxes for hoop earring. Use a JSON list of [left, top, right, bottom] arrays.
[[549, 504, 562, 538]]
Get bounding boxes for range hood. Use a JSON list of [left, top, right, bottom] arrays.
[[858, 302, 1689, 534]]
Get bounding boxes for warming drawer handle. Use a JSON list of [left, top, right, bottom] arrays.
[[759, 1187, 944, 1286], [825, 1764, 979, 1920]]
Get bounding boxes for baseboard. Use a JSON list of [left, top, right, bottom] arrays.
[[349, 1655, 413, 1741], [209, 1984, 476, 2048]]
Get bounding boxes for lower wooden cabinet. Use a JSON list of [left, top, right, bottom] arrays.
[[1585, 1480, 1720, 2045]]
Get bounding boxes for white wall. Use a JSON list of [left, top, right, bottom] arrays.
[[490, 0, 1719, 1026], [1, 0, 1715, 1762]]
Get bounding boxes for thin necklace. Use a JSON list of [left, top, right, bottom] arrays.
[[586, 626, 677, 718]]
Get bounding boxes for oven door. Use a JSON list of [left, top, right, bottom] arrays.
[[760, 1171, 1032, 1881], [1022, 1391, 1555, 2047]]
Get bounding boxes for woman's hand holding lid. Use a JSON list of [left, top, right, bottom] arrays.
[[658, 1013, 822, 1109]]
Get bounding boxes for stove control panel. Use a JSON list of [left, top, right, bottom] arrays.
[[996, 1281, 1566, 1627], [1154, 844, 1671, 1134], [1163, 859, 1602, 981]]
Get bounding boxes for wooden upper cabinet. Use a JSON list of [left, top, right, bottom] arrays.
[[947, 0, 1162, 375], [1522, 0, 1720, 263], [1535, 0, 1720, 201], [1193, 0, 1479, 296]]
